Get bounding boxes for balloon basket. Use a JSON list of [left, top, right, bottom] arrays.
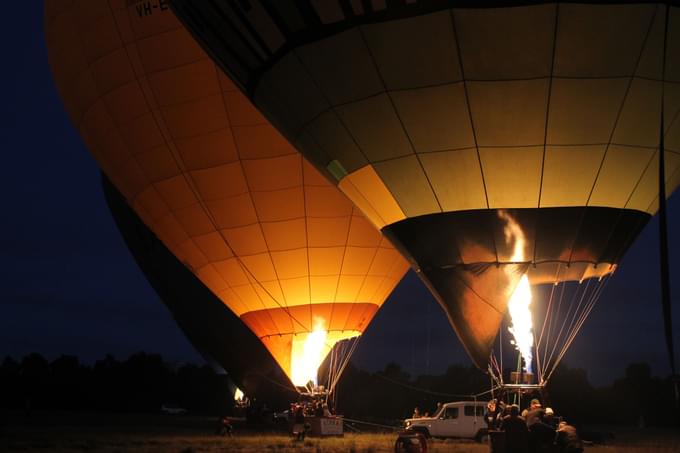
[[509, 371, 534, 385], [496, 383, 546, 408]]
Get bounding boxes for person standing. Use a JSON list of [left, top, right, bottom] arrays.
[[525, 400, 549, 453], [522, 398, 542, 418], [485, 399, 502, 430], [501, 404, 529, 453], [555, 421, 583, 453]]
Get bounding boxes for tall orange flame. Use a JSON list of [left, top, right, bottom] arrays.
[[498, 210, 535, 373]]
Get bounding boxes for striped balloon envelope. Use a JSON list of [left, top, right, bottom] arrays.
[[45, 0, 408, 390]]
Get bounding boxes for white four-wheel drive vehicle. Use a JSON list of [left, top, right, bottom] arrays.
[[404, 401, 488, 441]]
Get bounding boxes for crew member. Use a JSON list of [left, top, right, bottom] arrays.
[[522, 398, 542, 418], [555, 421, 583, 453], [501, 404, 529, 453], [485, 399, 501, 430]]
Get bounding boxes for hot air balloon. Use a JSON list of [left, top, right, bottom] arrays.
[[170, 1, 680, 386], [103, 175, 295, 405], [45, 0, 408, 395]]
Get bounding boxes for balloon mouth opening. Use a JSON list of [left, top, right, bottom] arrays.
[[289, 318, 361, 389]]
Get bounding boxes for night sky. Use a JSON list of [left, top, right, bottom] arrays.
[[1, 2, 679, 388]]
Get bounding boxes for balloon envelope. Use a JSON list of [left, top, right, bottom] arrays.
[[169, 1, 680, 368], [45, 0, 408, 386]]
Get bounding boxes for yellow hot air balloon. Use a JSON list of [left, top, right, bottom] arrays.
[[45, 0, 408, 390], [169, 1, 680, 382]]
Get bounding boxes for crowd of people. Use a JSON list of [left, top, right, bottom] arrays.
[[485, 398, 583, 453], [290, 399, 333, 419]]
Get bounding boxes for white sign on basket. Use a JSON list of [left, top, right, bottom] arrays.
[[320, 417, 343, 435]]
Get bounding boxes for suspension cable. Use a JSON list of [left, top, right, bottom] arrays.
[[541, 280, 567, 378], [544, 276, 610, 383], [550, 278, 593, 366], [536, 266, 560, 382]]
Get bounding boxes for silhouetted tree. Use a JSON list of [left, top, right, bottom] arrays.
[[19, 353, 50, 413], [50, 355, 87, 410]]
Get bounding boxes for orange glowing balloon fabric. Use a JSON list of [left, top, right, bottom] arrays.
[[45, 0, 408, 387]]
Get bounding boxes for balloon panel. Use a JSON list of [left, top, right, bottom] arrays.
[[45, 0, 408, 385]]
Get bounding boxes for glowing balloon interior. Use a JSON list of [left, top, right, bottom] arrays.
[[45, 0, 408, 392]]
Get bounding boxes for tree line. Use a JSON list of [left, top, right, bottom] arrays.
[[1, 352, 677, 427], [0, 352, 233, 415]]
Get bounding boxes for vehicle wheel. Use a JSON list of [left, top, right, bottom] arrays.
[[394, 438, 409, 453], [475, 429, 489, 443]]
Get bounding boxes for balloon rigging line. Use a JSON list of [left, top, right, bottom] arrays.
[[541, 277, 567, 375], [326, 338, 352, 397], [342, 417, 402, 431], [557, 278, 606, 369], [545, 280, 590, 376], [541, 279, 588, 379], [553, 275, 611, 375], [536, 264, 561, 351], [540, 278, 561, 370], [547, 278, 593, 374], [325, 341, 337, 394], [488, 362, 503, 390], [329, 335, 363, 395], [543, 276, 609, 384], [535, 284, 555, 354], [535, 264, 561, 383]]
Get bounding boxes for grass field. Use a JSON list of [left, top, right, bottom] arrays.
[[2, 413, 678, 452]]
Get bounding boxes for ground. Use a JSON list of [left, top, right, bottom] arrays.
[[1, 413, 678, 452]]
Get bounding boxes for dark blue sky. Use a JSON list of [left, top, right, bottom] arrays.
[[1, 2, 678, 387]]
